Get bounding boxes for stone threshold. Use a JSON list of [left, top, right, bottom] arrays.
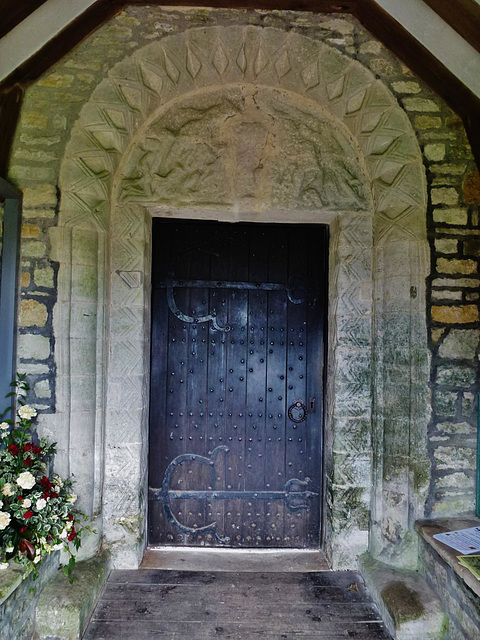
[[415, 514, 480, 598], [141, 546, 330, 572]]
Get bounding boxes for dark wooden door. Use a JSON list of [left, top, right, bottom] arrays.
[[149, 220, 327, 548]]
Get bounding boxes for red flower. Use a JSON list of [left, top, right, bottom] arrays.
[[50, 491, 58, 499], [23, 510, 33, 519], [17, 496, 23, 502], [8, 443, 19, 455], [68, 513, 74, 522], [20, 526, 27, 533], [23, 443, 33, 452], [40, 476, 52, 489], [32, 446, 42, 455], [67, 527, 76, 542], [24, 457, 33, 467]]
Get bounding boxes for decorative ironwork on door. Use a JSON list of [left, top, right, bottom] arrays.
[[149, 220, 327, 548]]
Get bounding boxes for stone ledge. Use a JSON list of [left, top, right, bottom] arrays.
[[415, 515, 480, 599], [359, 553, 447, 639], [35, 550, 110, 640]]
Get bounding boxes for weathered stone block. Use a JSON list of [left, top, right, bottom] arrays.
[[21, 240, 46, 259], [438, 329, 479, 359], [434, 391, 458, 416], [415, 115, 442, 129], [403, 98, 440, 112], [436, 365, 477, 387], [432, 305, 479, 324], [17, 334, 50, 361], [436, 258, 477, 275], [21, 224, 40, 238], [431, 188, 459, 205], [19, 299, 48, 327], [22, 184, 57, 208], [434, 446, 474, 470], [424, 143, 445, 162], [34, 267, 55, 288], [432, 208, 468, 225], [435, 239, 457, 254], [34, 379, 51, 399]]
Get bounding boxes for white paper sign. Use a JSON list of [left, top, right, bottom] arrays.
[[433, 526, 480, 554]]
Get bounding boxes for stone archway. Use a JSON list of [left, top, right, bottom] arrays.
[[54, 25, 428, 568]]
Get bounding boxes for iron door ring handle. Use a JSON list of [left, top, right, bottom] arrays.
[[288, 400, 308, 424]]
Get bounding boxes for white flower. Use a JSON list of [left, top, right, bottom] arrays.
[[0, 511, 11, 530], [0, 500, 3, 509], [0, 432, 7, 439], [59, 528, 68, 539], [33, 556, 41, 564], [0, 563, 9, 571], [1, 483, 14, 497], [52, 543, 64, 551], [16, 471, 35, 490], [0, 422, 8, 430], [51, 514, 58, 522], [35, 499, 47, 511], [6, 546, 14, 553], [53, 476, 63, 488], [18, 405, 37, 421], [22, 499, 32, 509], [66, 494, 77, 504], [66, 521, 73, 531]]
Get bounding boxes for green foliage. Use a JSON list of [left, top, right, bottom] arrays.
[[0, 375, 94, 581]]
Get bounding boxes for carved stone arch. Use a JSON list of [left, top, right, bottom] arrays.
[[55, 25, 428, 568]]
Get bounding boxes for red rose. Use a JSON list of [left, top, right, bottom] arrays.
[[23, 443, 33, 452], [68, 513, 73, 522], [40, 476, 52, 489], [42, 491, 49, 499], [50, 491, 58, 499], [32, 446, 42, 455], [24, 457, 33, 467], [23, 510, 33, 519], [8, 444, 19, 455], [17, 496, 23, 502], [20, 526, 27, 533], [67, 527, 76, 542]]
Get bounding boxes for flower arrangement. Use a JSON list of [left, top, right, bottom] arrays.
[[0, 375, 92, 580]]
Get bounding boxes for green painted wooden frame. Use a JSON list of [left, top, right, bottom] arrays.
[[0, 178, 22, 413]]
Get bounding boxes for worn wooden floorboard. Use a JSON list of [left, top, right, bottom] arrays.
[[83, 570, 392, 639]]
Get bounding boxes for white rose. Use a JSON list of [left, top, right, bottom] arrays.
[[1, 483, 14, 497], [52, 543, 64, 551], [16, 471, 35, 490], [35, 499, 47, 511], [0, 500, 3, 509], [66, 494, 77, 504], [33, 556, 41, 564], [0, 563, 9, 571], [53, 476, 64, 488], [0, 422, 8, 430], [0, 511, 11, 530], [17, 405, 37, 421], [6, 546, 14, 553], [59, 528, 68, 539], [0, 432, 7, 439], [22, 499, 32, 509]]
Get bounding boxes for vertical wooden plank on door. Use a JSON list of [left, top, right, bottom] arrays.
[[244, 227, 268, 545], [224, 226, 248, 544], [206, 227, 228, 543], [285, 226, 308, 547], [305, 226, 327, 547], [184, 245, 209, 543], [265, 227, 288, 546], [148, 224, 170, 545]]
